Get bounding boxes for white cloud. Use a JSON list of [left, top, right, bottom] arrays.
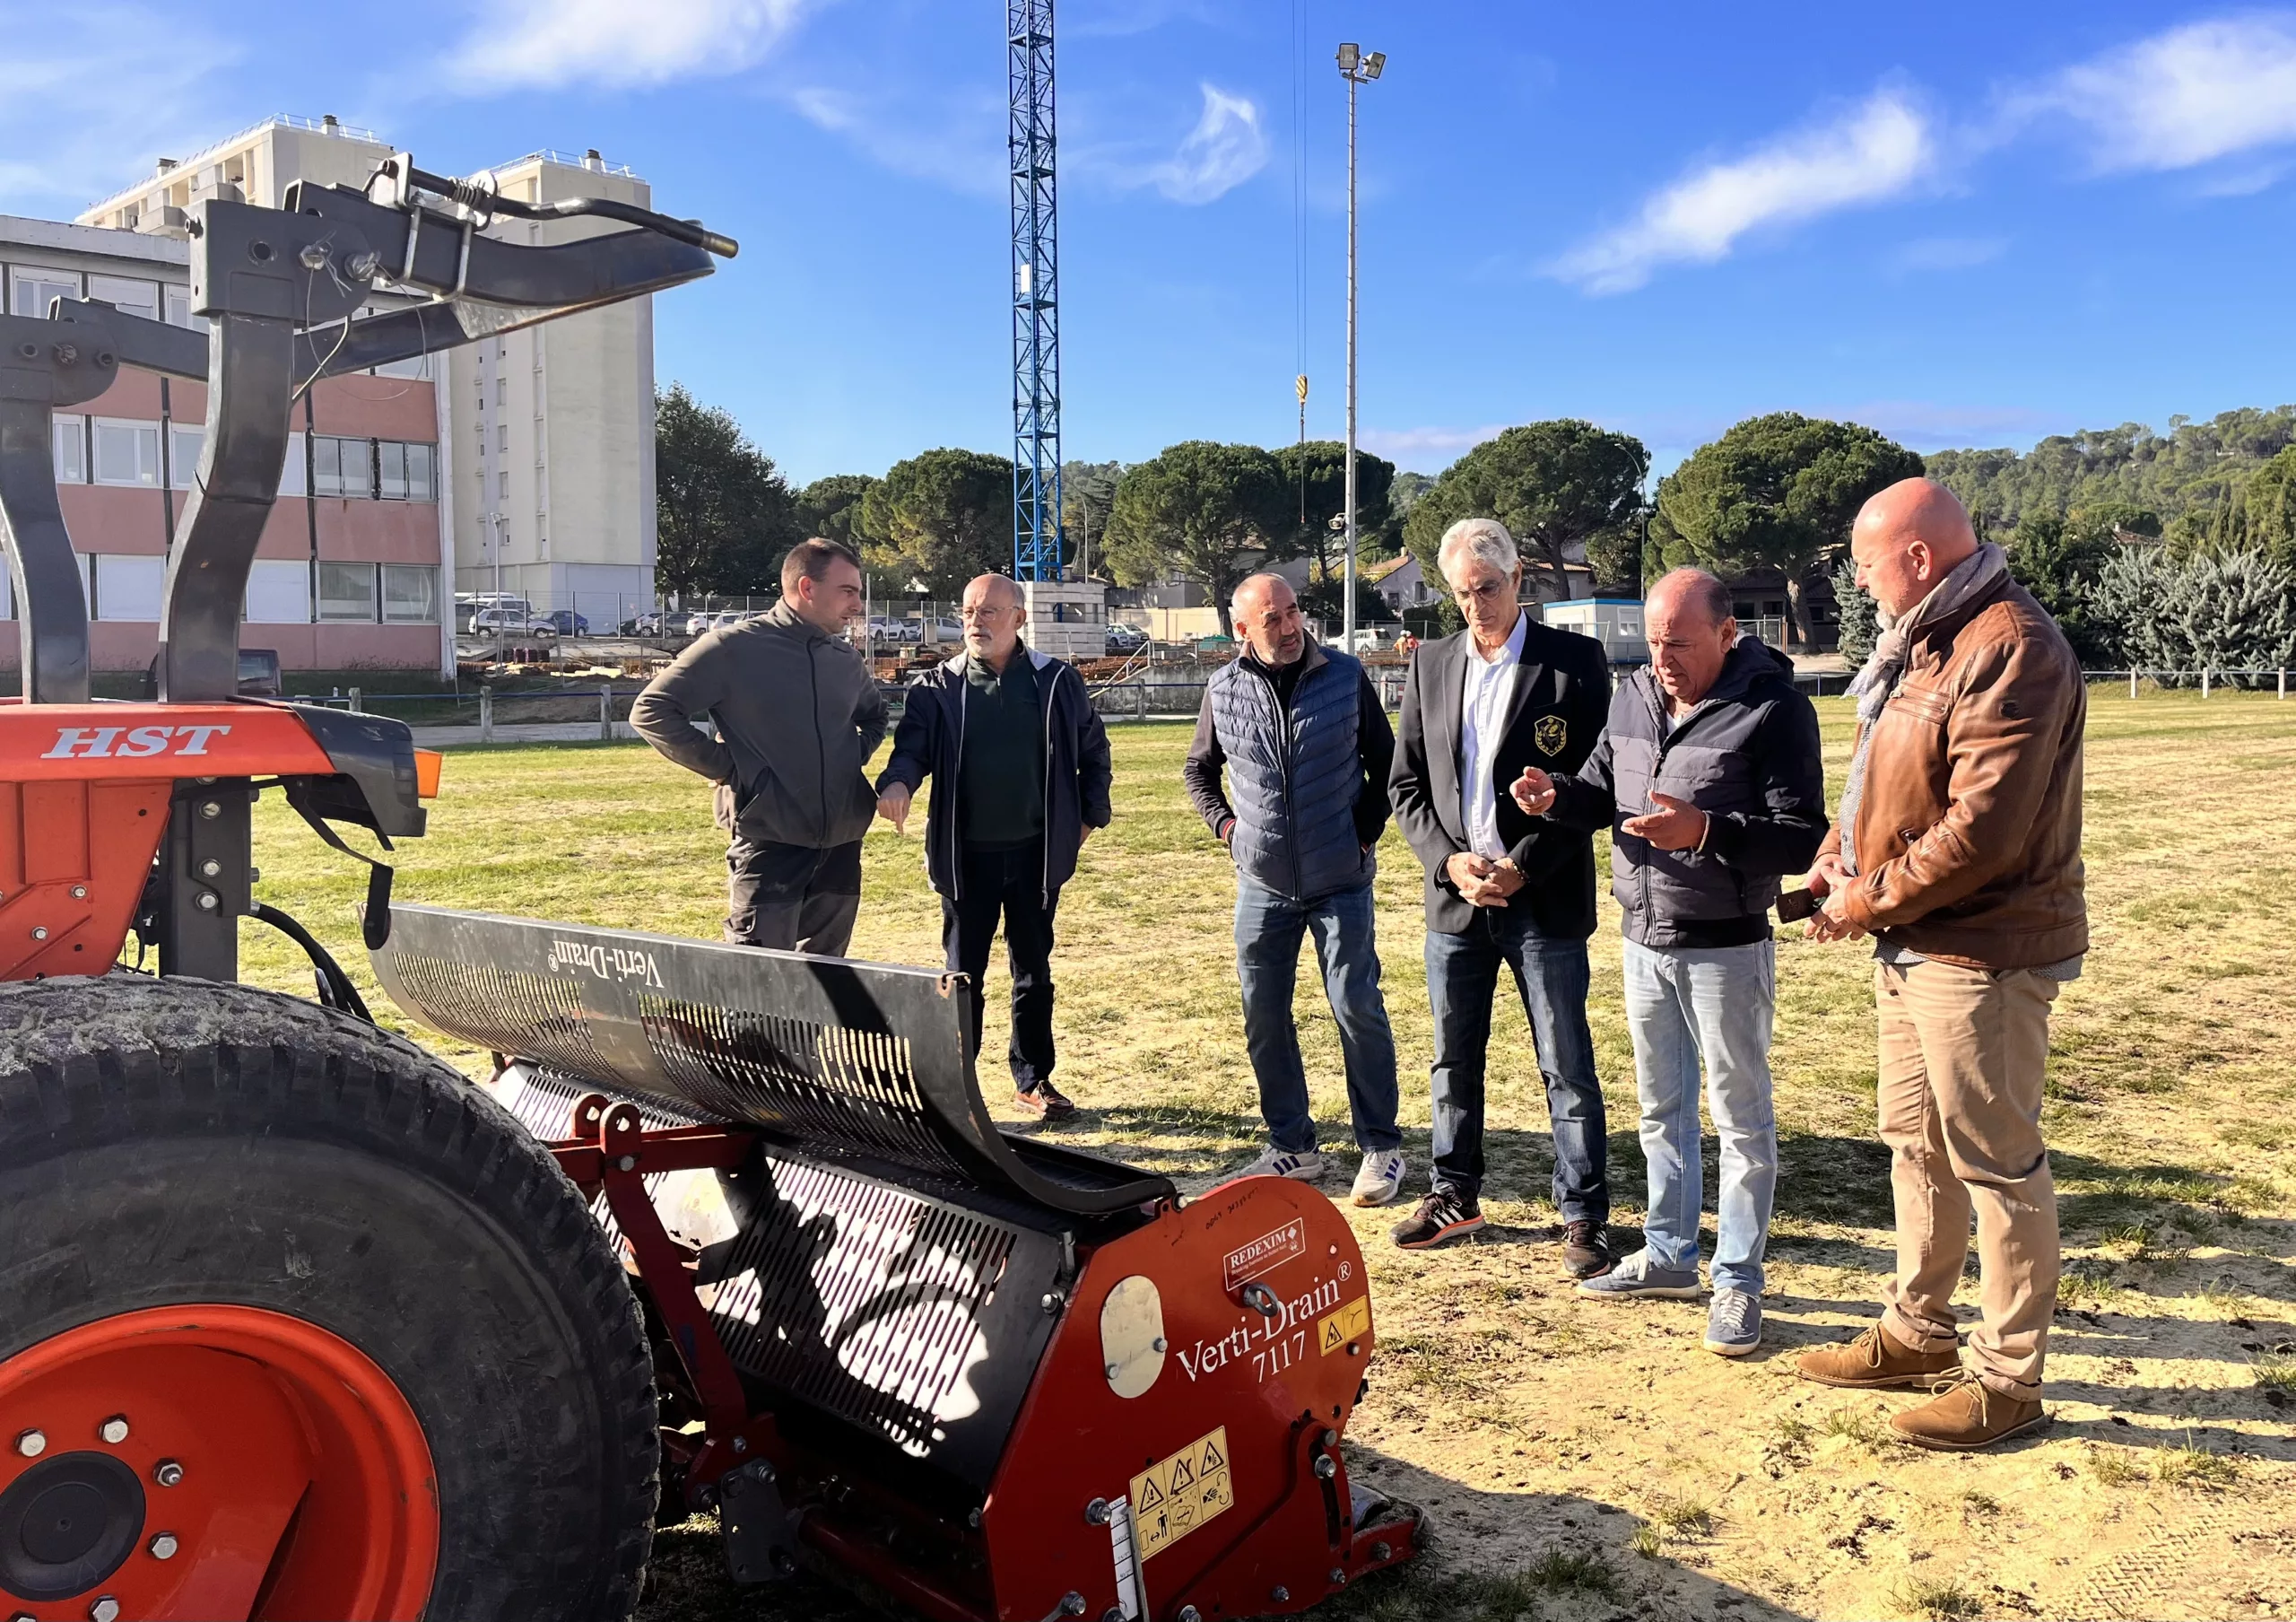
[[1074, 83, 1269, 205], [1549, 89, 1935, 295], [1149, 84, 1270, 204], [0, 6, 237, 215], [782, 84, 1007, 197], [448, 0, 813, 92], [2019, 14, 2296, 172]]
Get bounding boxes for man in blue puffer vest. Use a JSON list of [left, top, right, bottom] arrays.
[[1184, 572, 1405, 1208], [1513, 568, 1827, 1357]]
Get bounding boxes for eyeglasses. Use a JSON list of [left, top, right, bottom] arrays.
[[960, 606, 1015, 621], [1451, 580, 1513, 605]]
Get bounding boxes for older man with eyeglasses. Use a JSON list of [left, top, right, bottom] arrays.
[[1387, 519, 1616, 1269], [875, 573, 1111, 1121]]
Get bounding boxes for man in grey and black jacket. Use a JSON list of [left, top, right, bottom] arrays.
[[1513, 568, 1826, 1356], [631, 539, 886, 955], [1184, 572, 1405, 1208], [875, 575, 1111, 1121]]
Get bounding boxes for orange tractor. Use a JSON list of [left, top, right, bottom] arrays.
[[0, 168, 1418, 1622]]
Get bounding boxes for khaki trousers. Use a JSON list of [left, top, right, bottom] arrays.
[[1874, 958, 2061, 1399]]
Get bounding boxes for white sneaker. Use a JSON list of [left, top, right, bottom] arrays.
[[1350, 1148, 1407, 1208], [1242, 1146, 1326, 1182]]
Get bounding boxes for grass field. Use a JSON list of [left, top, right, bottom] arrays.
[[237, 691, 2296, 1622]]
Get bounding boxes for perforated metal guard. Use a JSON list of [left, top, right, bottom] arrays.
[[501, 1066, 1062, 1487], [373, 905, 1172, 1216]]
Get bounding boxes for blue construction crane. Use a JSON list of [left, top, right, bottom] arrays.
[[1008, 0, 1062, 581]]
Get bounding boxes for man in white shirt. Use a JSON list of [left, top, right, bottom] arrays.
[[1387, 519, 1616, 1269]]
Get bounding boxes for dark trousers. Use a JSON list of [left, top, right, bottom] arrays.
[[726, 838, 862, 955], [1423, 907, 1608, 1221], [941, 841, 1060, 1091]]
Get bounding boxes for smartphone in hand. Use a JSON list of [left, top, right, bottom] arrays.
[[1776, 887, 1818, 924]]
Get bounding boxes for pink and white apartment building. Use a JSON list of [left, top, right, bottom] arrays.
[[3, 210, 455, 678]]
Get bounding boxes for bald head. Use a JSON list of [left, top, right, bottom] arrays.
[[1231, 572, 1306, 667], [1644, 568, 1738, 709], [961, 572, 1028, 668], [966, 573, 1025, 610], [1851, 478, 1979, 617], [1647, 567, 1732, 628]]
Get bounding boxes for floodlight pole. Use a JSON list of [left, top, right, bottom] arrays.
[[1337, 44, 1380, 654]]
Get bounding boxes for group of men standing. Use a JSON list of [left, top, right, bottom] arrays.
[[633, 472, 2087, 1453]]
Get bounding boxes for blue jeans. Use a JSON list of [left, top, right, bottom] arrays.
[[1622, 937, 1778, 1296], [1234, 877, 1402, 1155], [1424, 910, 1607, 1219]]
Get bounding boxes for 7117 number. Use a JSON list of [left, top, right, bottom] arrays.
[[1253, 1330, 1308, 1383]]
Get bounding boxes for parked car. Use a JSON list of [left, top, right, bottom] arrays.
[[621, 610, 670, 635], [541, 609, 589, 636], [473, 607, 557, 639], [458, 592, 537, 632], [1104, 623, 1149, 654], [683, 610, 717, 636]]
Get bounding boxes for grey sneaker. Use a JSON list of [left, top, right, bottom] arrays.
[[1704, 1289, 1762, 1356], [1349, 1148, 1407, 1208], [1575, 1248, 1702, 1301], [1242, 1146, 1326, 1183]]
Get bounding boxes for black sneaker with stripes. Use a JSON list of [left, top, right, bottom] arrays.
[[1389, 1190, 1485, 1251]]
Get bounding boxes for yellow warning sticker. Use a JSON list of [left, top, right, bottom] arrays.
[[1129, 1426, 1235, 1560], [1318, 1294, 1371, 1355]]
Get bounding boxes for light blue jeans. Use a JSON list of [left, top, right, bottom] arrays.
[[1622, 937, 1778, 1296]]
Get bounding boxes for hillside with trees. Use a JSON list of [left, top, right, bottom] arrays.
[[1926, 406, 2296, 544]]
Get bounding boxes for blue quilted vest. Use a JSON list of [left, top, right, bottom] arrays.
[[1208, 649, 1372, 902]]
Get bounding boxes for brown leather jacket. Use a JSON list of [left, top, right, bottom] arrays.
[[1822, 575, 2088, 969]]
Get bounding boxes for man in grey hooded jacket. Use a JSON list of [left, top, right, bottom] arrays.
[[1513, 568, 1826, 1356], [631, 540, 887, 955]]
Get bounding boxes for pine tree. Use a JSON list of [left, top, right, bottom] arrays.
[[1831, 557, 1878, 666]]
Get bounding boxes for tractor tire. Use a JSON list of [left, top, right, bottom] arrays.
[[0, 976, 658, 1622]]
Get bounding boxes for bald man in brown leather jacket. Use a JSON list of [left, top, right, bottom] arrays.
[[1796, 477, 2086, 1452]]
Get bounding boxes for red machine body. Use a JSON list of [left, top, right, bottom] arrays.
[[542, 1078, 1418, 1622], [983, 1174, 1411, 1620]]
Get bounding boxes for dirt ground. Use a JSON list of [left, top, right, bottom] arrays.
[[241, 690, 2296, 1622]]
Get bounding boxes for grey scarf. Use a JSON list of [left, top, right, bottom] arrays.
[[1837, 542, 2009, 876]]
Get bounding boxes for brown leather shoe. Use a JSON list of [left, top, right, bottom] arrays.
[[1012, 1082, 1077, 1121], [1796, 1322, 1961, 1390], [1891, 1372, 2047, 1452]]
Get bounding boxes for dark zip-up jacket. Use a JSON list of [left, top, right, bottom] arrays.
[[1543, 637, 1827, 948], [629, 601, 888, 849], [874, 649, 1112, 905], [1182, 643, 1394, 903], [1390, 616, 1612, 937]]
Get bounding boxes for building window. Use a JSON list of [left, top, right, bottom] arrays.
[[495, 378, 507, 406], [497, 424, 509, 453], [91, 418, 161, 486], [92, 554, 165, 621], [168, 424, 204, 490], [498, 470, 509, 500], [378, 440, 408, 501], [52, 415, 86, 484], [163, 286, 195, 328], [278, 432, 307, 497], [87, 275, 160, 324], [381, 565, 438, 623], [9, 265, 80, 317], [317, 561, 378, 622], [245, 560, 310, 624], [406, 442, 436, 502], [313, 435, 374, 499]]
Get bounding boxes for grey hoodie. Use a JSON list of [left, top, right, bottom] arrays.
[[630, 601, 888, 849]]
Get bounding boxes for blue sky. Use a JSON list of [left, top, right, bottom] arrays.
[[10, 2, 2296, 484]]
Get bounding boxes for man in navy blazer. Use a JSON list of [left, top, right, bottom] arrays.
[[1387, 519, 1614, 1271]]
